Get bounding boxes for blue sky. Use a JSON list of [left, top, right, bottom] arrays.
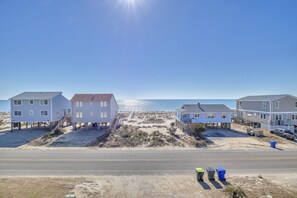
[[0, 0, 296, 99]]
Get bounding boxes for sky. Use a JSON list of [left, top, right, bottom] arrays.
[[0, 0, 297, 99]]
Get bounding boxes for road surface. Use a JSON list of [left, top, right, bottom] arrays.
[[0, 149, 297, 176]]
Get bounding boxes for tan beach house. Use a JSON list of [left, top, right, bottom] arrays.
[[71, 94, 119, 130], [236, 94, 297, 132]]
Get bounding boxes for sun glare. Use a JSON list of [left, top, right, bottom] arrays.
[[118, 0, 147, 14]]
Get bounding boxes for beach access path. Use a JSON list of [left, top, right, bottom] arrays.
[[0, 149, 296, 176]]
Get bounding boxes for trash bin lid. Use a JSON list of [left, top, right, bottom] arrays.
[[206, 167, 215, 171], [216, 167, 226, 172], [195, 168, 204, 173]]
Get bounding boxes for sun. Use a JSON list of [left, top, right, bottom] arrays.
[[118, 0, 147, 12]]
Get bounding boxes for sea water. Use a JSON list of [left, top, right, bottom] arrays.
[[0, 99, 236, 112]]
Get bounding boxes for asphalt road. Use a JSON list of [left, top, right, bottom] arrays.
[[0, 149, 297, 176]]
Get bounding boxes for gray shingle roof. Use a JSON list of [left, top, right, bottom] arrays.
[[179, 104, 233, 113], [237, 94, 296, 101], [10, 92, 62, 100]]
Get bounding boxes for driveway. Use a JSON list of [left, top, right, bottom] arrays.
[[50, 129, 106, 147], [203, 129, 248, 138], [0, 129, 49, 148]]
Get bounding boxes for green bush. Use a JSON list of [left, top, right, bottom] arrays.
[[224, 185, 247, 198], [190, 123, 207, 137]]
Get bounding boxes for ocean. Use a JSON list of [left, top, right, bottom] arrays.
[[0, 99, 236, 112]]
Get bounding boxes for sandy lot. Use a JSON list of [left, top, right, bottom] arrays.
[[1, 112, 296, 150], [0, 174, 296, 198], [0, 112, 10, 131]]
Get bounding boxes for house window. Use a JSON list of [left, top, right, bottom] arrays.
[[76, 101, 83, 107], [207, 113, 215, 118], [101, 112, 107, 118], [292, 115, 295, 120], [13, 100, 22, 106], [295, 101, 297, 108], [262, 102, 267, 108], [40, 100, 48, 105], [264, 114, 266, 119], [68, 109, 71, 114], [76, 112, 83, 118], [275, 114, 282, 120], [100, 101, 107, 107], [29, 110, 34, 116], [14, 111, 21, 116], [41, 111, 48, 116], [29, 100, 34, 105], [261, 114, 263, 119], [275, 101, 279, 109], [195, 114, 200, 118]]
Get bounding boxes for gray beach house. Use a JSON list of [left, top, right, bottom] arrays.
[[10, 92, 71, 130], [71, 94, 118, 130], [236, 94, 297, 131]]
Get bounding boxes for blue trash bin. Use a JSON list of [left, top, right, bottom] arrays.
[[216, 167, 226, 180], [270, 140, 277, 148]]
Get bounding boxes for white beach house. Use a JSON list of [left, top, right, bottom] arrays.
[[176, 103, 233, 128], [71, 94, 118, 130], [10, 92, 71, 130]]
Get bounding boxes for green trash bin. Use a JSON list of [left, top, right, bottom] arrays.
[[195, 168, 204, 181]]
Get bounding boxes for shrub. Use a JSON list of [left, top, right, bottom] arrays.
[[170, 122, 175, 128], [190, 123, 207, 137], [224, 185, 247, 198]]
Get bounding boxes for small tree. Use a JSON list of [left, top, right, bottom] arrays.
[[224, 185, 247, 198], [191, 123, 207, 137]]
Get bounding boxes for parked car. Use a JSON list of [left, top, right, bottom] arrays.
[[282, 131, 297, 140], [270, 128, 286, 136]]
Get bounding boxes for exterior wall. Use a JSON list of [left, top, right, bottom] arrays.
[[10, 99, 52, 123], [237, 110, 271, 125], [271, 96, 297, 112], [178, 112, 232, 123], [237, 96, 297, 127], [72, 100, 114, 123], [110, 96, 119, 121], [52, 94, 71, 122], [237, 100, 270, 112]]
